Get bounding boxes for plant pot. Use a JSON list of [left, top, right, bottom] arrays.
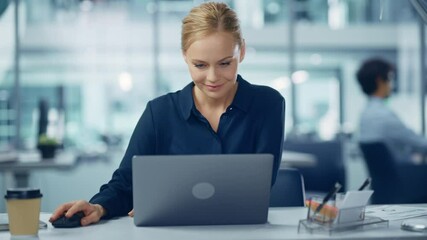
[[37, 145, 57, 159]]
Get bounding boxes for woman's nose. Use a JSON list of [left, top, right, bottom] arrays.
[[206, 67, 218, 82]]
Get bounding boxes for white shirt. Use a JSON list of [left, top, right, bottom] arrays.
[[358, 97, 427, 163]]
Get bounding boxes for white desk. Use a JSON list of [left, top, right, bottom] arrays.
[[2, 207, 426, 240], [281, 151, 317, 168]]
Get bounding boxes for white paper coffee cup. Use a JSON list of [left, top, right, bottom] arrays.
[[5, 188, 43, 237]]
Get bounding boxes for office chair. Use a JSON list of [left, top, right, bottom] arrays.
[[270, 168, 306, 207], [359, 142, 427, 204], [283, 140, 346, 195]]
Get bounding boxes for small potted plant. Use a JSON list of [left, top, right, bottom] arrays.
[[37, 134, 59, 159]]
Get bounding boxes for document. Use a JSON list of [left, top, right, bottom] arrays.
[[365, 205, 427, 221], [337, 190, 373, 209]]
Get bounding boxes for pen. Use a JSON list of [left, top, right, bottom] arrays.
[[311, 182, 342, 220], [306, 197, 312, 220], [357, 177, 371, 191]]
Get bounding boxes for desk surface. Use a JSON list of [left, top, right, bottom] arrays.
[[2, 207, 426, 240]]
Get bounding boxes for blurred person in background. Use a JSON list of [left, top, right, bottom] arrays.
[[356, 58, 427, 164]]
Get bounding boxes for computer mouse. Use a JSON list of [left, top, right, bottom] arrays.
[[52, 211, 85, 228], [401, 219, 427, 232]]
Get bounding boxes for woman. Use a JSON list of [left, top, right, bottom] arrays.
[[50, 2, 285, 226]]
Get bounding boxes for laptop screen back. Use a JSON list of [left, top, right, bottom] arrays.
[[132, 154, 273, 226]]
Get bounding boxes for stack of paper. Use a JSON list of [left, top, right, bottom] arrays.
[[366, 205, 427, 221]]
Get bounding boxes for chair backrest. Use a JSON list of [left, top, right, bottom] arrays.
[[283, 140, 346, 193], [359, 142, 400, 204], [270, 168, 305, 207]]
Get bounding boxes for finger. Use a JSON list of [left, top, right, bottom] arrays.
[[81, 209, 101, 226], [66, 200, 88, 218], [49, 202, 76, 222], [128, 209, 134, 217]]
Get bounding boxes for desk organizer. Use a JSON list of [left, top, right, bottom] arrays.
[[298, 195, 389, 235]]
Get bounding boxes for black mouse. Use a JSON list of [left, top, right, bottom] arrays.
[[52, 211, 85, 228]]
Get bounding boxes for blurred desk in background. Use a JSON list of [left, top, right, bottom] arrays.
[[281, 151, 317, 168], [1, 150, 316, 187], [0, 151, 76, 188], [0, 151, 18, 163]]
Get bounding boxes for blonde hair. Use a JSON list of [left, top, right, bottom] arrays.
[[181, 2, 243, 53]]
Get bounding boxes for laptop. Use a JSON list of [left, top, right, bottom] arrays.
[[132, 154, 274, 226]]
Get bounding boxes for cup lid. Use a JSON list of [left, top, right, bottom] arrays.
[[4, 188, 43, 199]]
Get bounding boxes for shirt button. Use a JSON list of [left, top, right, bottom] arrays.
[[229, 107, 233, 111]]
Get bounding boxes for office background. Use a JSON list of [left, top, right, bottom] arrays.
[[0, 0, 426, 212]]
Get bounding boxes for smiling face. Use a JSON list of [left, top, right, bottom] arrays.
[[183, 31, 245, 104]]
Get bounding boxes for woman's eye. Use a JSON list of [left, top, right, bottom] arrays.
[[220, 62, 231, 66], [194, 64, 206, 69]]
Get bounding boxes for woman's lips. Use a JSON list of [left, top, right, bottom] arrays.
[[205, 83, 224, 91]]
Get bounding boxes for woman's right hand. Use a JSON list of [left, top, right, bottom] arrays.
[[49, 200, 106, 226]]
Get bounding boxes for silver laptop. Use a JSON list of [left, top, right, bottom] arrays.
[[132, 154, 273, 226]]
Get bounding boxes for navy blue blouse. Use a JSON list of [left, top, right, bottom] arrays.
[[90, 75, 285, 219]]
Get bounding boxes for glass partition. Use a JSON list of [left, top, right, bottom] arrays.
[[0, 0, 14, 150], [291, 0, 422, 139], [14, 0, 155, 150]]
